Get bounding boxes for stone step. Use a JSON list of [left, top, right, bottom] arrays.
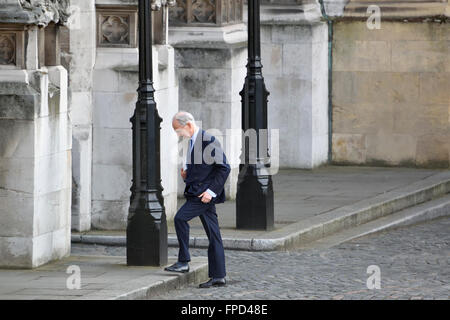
[[296, 193, 450, 250], [251, 171, 450, 251]]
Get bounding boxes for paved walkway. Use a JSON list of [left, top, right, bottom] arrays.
[[73, 166, 450, 250], [0, 256, 208, 300]]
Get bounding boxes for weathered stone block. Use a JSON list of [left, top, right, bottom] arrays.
[[333, 21, 449, 42], [230, 66, 246, 101], [93, 69, 119, 92], [282, 43, 312, 80], [70, 91, 93, 126], [333, 102, 395, 135], [0, 236, 32, 268], [419, 73, 450, 105], [93, 127, 132, 166], [260, 25, 272, 44], [271, 25, 312, 44], [51, 227, 71, 260], [332, 133, 366, 164], [178, 68, 232, 103], [394, 103, 449, 136], [366, 133, 417, 165], [0, 192, 33, 237], [35, 150, 71, 196], [34, 188, 71, 236], [333, 40, 391, 72], [91, 200, 128, 230], [333, 72, 420, 105], [261, 43, 282, 77], [416, 134, 450, 168], [0, 157, 34, 194], [35, 113, 71, 158], [92, 164, 131, 201], [93, 92, 135, 129], [0, 119, 34, 158], [174, 48, 233, 69], [32, 232, 54, 267], [312, 134, 329, 167], [71, 125, 92, 232], [391, 40, 448, 73], [0, 82, 39, 120]]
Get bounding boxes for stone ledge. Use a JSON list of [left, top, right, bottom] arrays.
[[339, 1, 450, 21], [256, 4, 325, 25], [169, 24, 248, 49]]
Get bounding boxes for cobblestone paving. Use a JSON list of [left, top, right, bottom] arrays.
[[71, 217, 450, 300]]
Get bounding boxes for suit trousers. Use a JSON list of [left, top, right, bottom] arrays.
[[174, 198, 226, 279]]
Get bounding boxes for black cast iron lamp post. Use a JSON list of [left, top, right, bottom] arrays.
[[236, 0, 274, 231], [127, 0, 168, 266]]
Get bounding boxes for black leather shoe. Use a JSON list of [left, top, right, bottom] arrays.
[[164, 262, 189, 273], [199, 278, 226, 288]]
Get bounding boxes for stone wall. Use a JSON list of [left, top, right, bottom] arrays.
[[258, 3, 330, 169], [168, 0, 248, 200], [92, 45, 179, 229], [90, 0, 178, 230], [331, 21, 450, 168], [172, 42, 247, 200], [0, 47, 71, 268]]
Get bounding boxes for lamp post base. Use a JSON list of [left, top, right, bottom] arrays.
[[126, 194, 168, 266], [236, 164, 274, 231]]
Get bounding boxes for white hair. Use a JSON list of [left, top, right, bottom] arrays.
[[173, 111, 195, 126]]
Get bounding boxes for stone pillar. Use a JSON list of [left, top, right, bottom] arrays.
[[61, 0, 96, 232], [256, 0, 330, 169], [91, 1, 179, 228], [169, 0, 247, 200], [0, 1, 71, 268]]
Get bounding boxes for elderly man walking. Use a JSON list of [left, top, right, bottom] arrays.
[[165, 111, 231, 288]]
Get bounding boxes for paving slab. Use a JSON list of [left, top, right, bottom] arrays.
[[0, 255, 208, 300]]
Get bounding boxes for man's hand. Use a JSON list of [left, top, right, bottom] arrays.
[[198, 191, 212, 203], [181, 168, 187, 180]]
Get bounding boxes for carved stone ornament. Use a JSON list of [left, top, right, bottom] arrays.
[[192, 0, 215, 23], [0, 0, 70, 27], [97, 8, 138, 48], [169, 0, 244, 26], [151, 0, 177, 11], [0, 34, 16, 65], [101, 15, 130, 46]]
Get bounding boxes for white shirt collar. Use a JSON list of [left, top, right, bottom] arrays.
[[190, 126, 200, 146]]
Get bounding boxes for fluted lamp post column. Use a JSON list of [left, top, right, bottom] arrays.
[[236, 0, 274, 231], [127, 0, 168, 266]]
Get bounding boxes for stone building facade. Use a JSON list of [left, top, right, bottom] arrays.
[[0, 0, 448, 268]]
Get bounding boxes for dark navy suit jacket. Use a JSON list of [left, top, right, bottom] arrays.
[[184, 129, 231, 204]]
